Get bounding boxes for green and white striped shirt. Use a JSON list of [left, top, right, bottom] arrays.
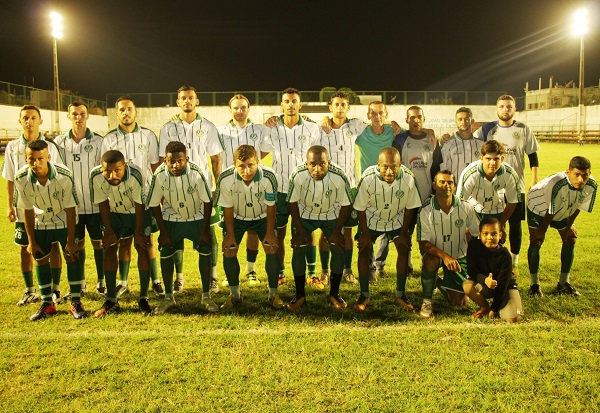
[[146, 161, 212, 222], [439, 134, 483, 180], [318, 118, 366, 187], [218, 120, 271, 167], [90, 164, 144, 214], [14, 162, 78, 230], [215, 165, 277, 220]]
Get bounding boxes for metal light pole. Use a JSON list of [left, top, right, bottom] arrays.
[[51, 12, 63, 133], [573, 9, 587, 141]]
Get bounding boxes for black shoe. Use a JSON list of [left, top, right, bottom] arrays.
[[93, 300, 121, 318], [138, 298, 152, 314], [96, 283, 107, 295], [329, 294, 347, 309], [556, 282, 580, 296], [152, 282, 165, 298], [70, 301, 88, 319], [115, 284, 130, 298], [30, 302, 57, 321], [528, 284, 544, 298]]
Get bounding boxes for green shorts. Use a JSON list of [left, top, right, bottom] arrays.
[[276, 192, 290, 229], [355, 227, 402, 244], [110, 209, 153, 240], [75, 213, 104, 243], [292, 218, 338, 246], [224, 217, 271, 246], [30, 228, 68, 261], [527, 209, 568, 231], [439, 257, 468, 294], [160, 220, 211, 258], [14, 222, 29, 247]]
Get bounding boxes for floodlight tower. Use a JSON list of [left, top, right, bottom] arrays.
[[573, 8, 587, 140], [51, 12, 63, 133]]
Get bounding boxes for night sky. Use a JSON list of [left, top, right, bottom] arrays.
[[1, 0, 598, 103]]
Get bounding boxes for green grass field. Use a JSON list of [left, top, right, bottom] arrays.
[[1, 143, 599, 412]]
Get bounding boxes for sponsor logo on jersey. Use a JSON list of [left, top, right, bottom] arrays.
[[409, 157, 427, 169], [84, 144, 94, 153], [454, 218, 464, 228], [395, 189, 404, 199]]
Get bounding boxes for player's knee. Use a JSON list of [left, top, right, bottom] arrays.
[[462, 280, 475, 295], [422, 254, 440, 271], [563, 237, 576, 247]]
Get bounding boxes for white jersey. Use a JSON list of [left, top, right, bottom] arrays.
[[2, 134, 63, 221], [159, 114, 224, 190], [261, 116, 320, 193], [102, 124, 159, 190], [354, 164, 422, 232], [439, 133, 483, 180], [417, 195, 479, 259], [527, 171, 597, 221], [287, 163, 352, 221], [318, 118, 367, 187], [218, 120, 271, 167], [146, 161, 212, 222], [90, 164, 144, 214], [457, 161, 521, 215], [215, 165, 278, 221], [473, 121, 540, 193], [14, 162, 78, 230], [394, 132, 435, 203], [53, 129, 103, 214]]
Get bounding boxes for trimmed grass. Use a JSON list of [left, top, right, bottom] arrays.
[[0, 143, 599, 412]]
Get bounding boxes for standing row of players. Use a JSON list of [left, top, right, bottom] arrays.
[[3, 88, 596, 320]]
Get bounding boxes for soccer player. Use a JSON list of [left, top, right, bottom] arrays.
[[286, 145, 352, 310], [2, 105, 64, 305], [473, 94, 541, 269], [103, 97, 164, 299], [217, 94, 271, 288], [91, 150, 153, 315], [14, 140, 87, 320], [431, 107, 483, 181], [215, 144, 283, 309], [464, 217, 523, 322], [159, 86, 224, 294], [353, 148, 422, 311], [317, 92, 367, 285], [526, 156, 596, 297], [457, 140, 521, 228], [53, 102, 105, 294], [261, 87, 321, 286], [147, 142, 216, 314], [417, 170, 479, 318]]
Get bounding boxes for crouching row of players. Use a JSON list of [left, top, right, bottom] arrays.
[[17, 139, 595, 321]]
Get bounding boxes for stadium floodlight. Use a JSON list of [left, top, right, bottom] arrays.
[[573, 8, 587, 141], [50, 12, 63, 132]]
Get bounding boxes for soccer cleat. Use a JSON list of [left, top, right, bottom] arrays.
[[307, 276, 325, 290], [320, 270, 330, 285], [246, 271, 261, 287], [528, 284, 544, 298], [138, 298, 152, 315], [70, 301, 88, 319], [395, 294, 415, 311], [354, 294, 370, 311], [278, 274, 287, 285], [556, 282, 581, 296], [343, 270, 358, 284], [287, 295, 305, 311], [420, 301, 433, 319], [152, 281, 165, 298], [93, 300, 121, 318], [268, 293, 285, 309], [96, 283, 107, 295], [329, 294, 347, 309], [220, 294, 241, 310], [153, 298, 176, 315], [202, 297, 221, 313], [174, 278, 184, 293], [30, 302, 57, 321], [209, 278, 219, 294], [17, 291, 40, 306], [115, 284, 130, 298]]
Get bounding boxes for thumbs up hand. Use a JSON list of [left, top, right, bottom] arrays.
[[485, 273, 498, 289]]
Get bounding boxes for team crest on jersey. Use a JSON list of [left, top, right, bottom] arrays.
[[196, 130, 205, 137], [84, 144, 94, 153], [297, 135, 307, 143], [494, 184, 501, 191], [144, 227, 151, 236], [423, 144, 431, 152], [346, 130, 352, 138], [475, 150, 480, 157], [137, 144, 147, 152], [255, 191, 263, 199], [351, 210, 357, 219], [187, 185, 196, 194], [395, 189, 404, 199], [325, 189, 332, 198], [122, 189, 131, 196], [579, 193, 586, 203], [249, 133, 258, 141], [454, 218, 464, 228], [512, 132, 520, 140], [52, 190, 60, 200]]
